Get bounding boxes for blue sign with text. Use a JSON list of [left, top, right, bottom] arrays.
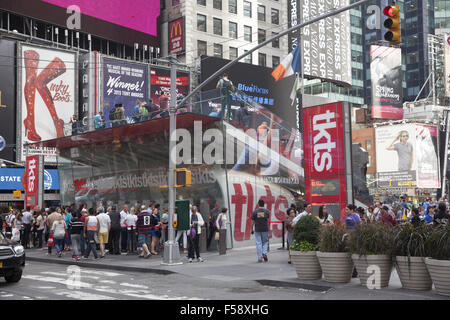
[[0, 168, 59, 190]]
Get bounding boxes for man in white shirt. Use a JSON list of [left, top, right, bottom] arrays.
[[22, 206, 33, 248], [120, 205, 129, 253], [96, 207, 111, 258], [292, 203, 312, 225], [373, 202, 382, 222]]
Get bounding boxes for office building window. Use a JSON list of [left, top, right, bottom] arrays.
[[197, 14, 207, 32], [229, 22, 238, 39], [214, 43, 223, 58], [229, 47, 238, 60], [197, 0, 206, 6], [198, 40, 207, 56], [272, 56, 280, 68], [271, 8, 279, 24], [244, 50, 252, 64], [244, 25, 252, 42], [258, 5, 266, 21], [229, 0, 237, 13], [213, 0, 222, 10], [213, 18, 222, 35], [244, 1, 252, 17], [258, 53, 266, 67], [272, 32, 279, 48], [258, 29, 266, 44]]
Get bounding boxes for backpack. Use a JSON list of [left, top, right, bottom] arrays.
[[141, 106, 149, 117], [221, 79, 233, 95], [109, 106, 117, 121]]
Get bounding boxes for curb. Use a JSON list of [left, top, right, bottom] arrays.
[[26, 256, 176, 275]]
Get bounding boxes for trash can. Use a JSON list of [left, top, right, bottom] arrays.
[[219, 229, 227, 255]]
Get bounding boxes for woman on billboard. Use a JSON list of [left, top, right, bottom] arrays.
[[386, 130, 414, 171]]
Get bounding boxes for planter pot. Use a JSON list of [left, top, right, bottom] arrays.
[[290, 251, 322, 280], [425, 258, 450, 296], [352, 254, 392, 288], [317, 252, 353, 283], [395, 256, 432, 291]]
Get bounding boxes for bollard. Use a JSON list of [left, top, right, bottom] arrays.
[[219, 229, 227, 255]]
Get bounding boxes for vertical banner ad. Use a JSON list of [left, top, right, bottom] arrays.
[[287, 0, 300, 52], [376, 124, 416, 188], [370, 45, 403, 119], [150, 67, 189, 114], [25, 155, 38, 209], [0, 39, 16, 162], [299, 0, 352, 87], [303, 102, 348, 221], [444, 33, 450, 98], [102, 57, 149, 128], [416, 124, 440, 188], [169, 17, 185, 55], [18, 44, 76, 162], [79, 52, 100, 125]]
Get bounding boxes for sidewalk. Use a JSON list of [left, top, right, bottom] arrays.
[[25, 245, 449, 299]]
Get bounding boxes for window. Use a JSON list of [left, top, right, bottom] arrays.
[[244, 25, 252, 42], [229, 22, 237, 39], [197, 0, 206, 5], [197, 14, 207, 32], [213, 18, 222, 35], [229, 47, 238, 60], [229, 0, 237, 13], [271, 8, 279, 24], [244, 50, 252, 64], [365, 139, 372, 151], [272, 56, 280, 68], [258, 29, 266, 44], [244, 1, 252, 17], [272, 32, 279, 48], [213, 0, 222, 10], [198, 40, 207, 56], [214, 43, 223, 58], [258, 53, 266, 67], [258, 5, 266, 21]]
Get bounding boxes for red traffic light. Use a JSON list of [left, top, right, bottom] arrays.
[[383, 6, 395, 17]]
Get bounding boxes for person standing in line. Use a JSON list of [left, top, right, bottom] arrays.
[[108, 206, 121, 255], [51, 214, 66, 257], [318, 205, 334, 225], [373, 202, 383, 222], [188, 206, 205, 263], [14, 212, 24, 243], [285, 208, 296, 264], [35, 209, 45, 248], [96, 207, 111, 258], [215, 208, 231, 255], [69, 210, 84, 261], [120, 205, 129, 254], [207, 202, 221, 250], [251, 199, 271, 263], [5, 209, 15, 236], [21, 206, 33, 249], [83, 208, 99, 260], [136, 205, 152, 259], [126, 207, 138, 254], [63, 207, 72, 252], [150, 204, 162, 255], [46, 208, 61, 256]]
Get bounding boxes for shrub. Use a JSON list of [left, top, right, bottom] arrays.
[[318, 223, 348, 252], [347, 222, 395, 256], [292, 215, 321, 246], [393, 223, 430, 257], [425, 224, 450, 260], [290, 240, 317, 252]]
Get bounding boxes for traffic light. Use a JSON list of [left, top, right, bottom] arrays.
[[383, 4, 401, 45], [174, 168, 191, 187]]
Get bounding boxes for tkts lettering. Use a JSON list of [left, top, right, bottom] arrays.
[[23, 50, 67, 141]]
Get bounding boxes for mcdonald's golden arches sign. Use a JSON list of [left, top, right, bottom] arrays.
[[169, 17, 184, 54]]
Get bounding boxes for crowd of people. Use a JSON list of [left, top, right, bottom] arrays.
[[0, 201, 230, 263]]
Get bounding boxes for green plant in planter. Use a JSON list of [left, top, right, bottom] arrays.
[[394, 223, 430, 257], [291, 215, 321, 251], [348, 222, 395, 256], [318, 223, 348, 252], [425, 224, 450, 260]]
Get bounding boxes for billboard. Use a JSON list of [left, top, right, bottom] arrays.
[[0, 168, 59, 190], [445, 33, 450, 98], [102, 57, 149, 128], [2, 0, 160, 46], [303, 103, 348, 221], [416, 124, 440, 188], [169, 17, 185, 55], [79, 52, 100, 123], [370, 45, 403, 119], [150, 67, 189, 114], [299, 0, 352, 87], [0, 39, 16, 162], [17, 44, 77, 163]]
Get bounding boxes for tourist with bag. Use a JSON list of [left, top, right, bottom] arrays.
[[83, 208, 100, 260], [215, 208, 230, 255], [150, 205, 162, 255], [188, 206, 204, 262], [51, 215, 67, 257]]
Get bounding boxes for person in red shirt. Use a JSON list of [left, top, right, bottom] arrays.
[[379, 206, 398, 227]]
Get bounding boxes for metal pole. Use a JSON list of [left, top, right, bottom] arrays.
[[442, 111, 450, 199], [176, 0, 371, 109], [162, 53, 182, 265]]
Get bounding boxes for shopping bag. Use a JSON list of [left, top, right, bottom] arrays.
[[47, 233, 54, 247], [215, 231, 220, 241], [11, 228, 20, 242]]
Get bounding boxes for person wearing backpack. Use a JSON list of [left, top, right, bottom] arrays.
[[216, 73, 234, 121], [51, 214, 67, 257]]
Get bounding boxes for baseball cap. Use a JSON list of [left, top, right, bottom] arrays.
[[382, 206, 389, 211]]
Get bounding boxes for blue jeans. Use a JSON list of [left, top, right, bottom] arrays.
[[84, 231, 98, 259], [54, 238, 64, 254], [120, 228, 128, 252], [254, 231, 269, 261], [80, 232, 86, 256]]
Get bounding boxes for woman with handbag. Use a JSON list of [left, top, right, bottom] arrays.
[[51, 215, 67, 257], [150, 205, 162, 255], [188, 206, 205, 263], [215, 208, 231, 255]]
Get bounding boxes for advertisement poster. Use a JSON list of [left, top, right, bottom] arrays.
[[102, 57, 148, 128], [169, 17, 184, 55], [150, 67, 189, 114], [25, 155, 38, 208], [299, 0, 352, 87], [376, 124, 417, 188], [445, 33, 450, 98], [0, 39, 16, 162], [18, 44, 76, 163], [416, 124, 440, 188], [371, 45, 403, 119]]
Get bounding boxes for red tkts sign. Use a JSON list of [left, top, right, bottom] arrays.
[[169, 17, 184, 55], [25, 155, 38, 209], [303, 103, 347, 221]]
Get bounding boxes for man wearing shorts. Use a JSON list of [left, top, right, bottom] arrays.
[[136, 206, 152, 258], [96, 207, 111, 258]]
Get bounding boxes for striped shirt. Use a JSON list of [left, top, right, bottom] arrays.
[[70, 218, 84, 235], [137, 211, 152, 234]]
